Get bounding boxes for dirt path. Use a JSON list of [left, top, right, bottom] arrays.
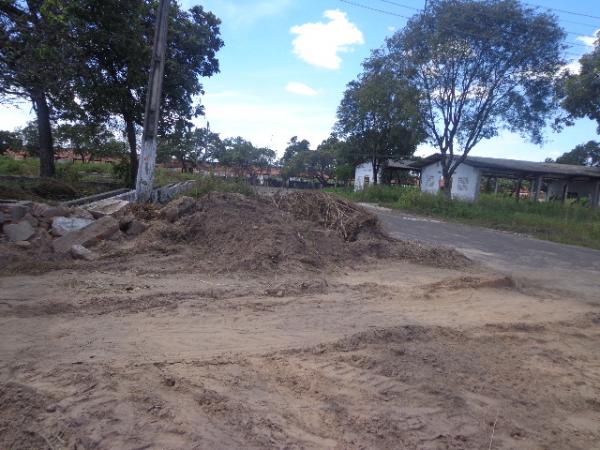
[[2, 253, 600, 449], [366, 205, 600, 304]]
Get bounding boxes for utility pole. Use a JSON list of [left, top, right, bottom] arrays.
[[135, 0, 170, 202]]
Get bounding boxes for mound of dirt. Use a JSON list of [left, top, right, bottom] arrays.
[[133, 192, 469, 273], [272, 191, 378, 241]]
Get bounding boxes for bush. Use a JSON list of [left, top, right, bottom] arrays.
[[0, 156, 39, 176]]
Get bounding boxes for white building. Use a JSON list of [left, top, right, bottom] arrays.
[[354, 154, 600, 206]]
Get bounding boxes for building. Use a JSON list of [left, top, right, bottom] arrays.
[[354, 154, 600, 207], [411, 154, 600, 206], [354, 159, 419, 191]]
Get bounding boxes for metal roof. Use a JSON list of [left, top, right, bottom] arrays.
[[410, 154, 600, 179]]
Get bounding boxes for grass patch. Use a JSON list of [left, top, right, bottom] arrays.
[[326, 185, 600, 250], [184, 176, 256, 198], [0, 156, 39, 176]]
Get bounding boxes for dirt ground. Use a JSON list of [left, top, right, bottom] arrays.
[[1, 193, 600, 449]]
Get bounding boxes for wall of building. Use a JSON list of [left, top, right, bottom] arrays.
[[420, 161, 481, 201], [547, 179, 600, 205], [354, 163, 379, 191]]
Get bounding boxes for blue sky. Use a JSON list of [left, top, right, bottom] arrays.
[[1, 0, 598, 161]]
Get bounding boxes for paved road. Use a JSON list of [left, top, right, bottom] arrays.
[[363, 204, 600, 301]]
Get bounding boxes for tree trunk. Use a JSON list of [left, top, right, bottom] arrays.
[[124, 116, 138, 188], [441, 165, 452, 200], [31, 90, 55, 177], [372, 159, 378, 185]]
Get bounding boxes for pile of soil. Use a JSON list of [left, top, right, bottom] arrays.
[[272, 191, 378, 241], [135, 192, 469, 273]]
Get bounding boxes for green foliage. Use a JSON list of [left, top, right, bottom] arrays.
[[0, 156, 40, 176], [112, 158, 133, 186], [552, 141, 600, 167], [0, 130, 22, 154], [327, 185, 600, 249], [185, 176, 256, 198], [55, 121, 128, 162], [214, 137, 276, 178], [560, 39, 600, 133], [380, 0, 566, 193], [157, 121, 222, 171], [281, 136, 310, 164], [335, 64, 424, 183]]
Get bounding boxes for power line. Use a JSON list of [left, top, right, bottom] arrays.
[[524, 2, 600, 21], [375, 0, 600, 28], [338, 1, 585, 59], [338, 0, 592, 57]]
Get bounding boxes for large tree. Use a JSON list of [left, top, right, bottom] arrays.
[[0, 0, 77, 176], [55, 121, 127, 162], [335, 64, 424, 184], [68, 0, 223, 186], [157, 121, 221, 172], [560, 37, 600, 133], [381, 0, 565, 197], [553, 141, 600, 167]]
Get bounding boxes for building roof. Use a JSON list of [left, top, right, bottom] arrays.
[[410, 154, 600, 180]]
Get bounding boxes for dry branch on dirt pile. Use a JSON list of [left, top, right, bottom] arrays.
[[272, 192, 378, 242]]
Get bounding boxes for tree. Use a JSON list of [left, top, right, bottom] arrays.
[[560, 37, 600, 133], [68, 0, 223, 185], [157, 121, 221, 172], [335, 64, 424, 184], [55, 121, 127, 162], [0, 1, 77, 176], [552, 141, 600, 167], [0, 130, 22, 154], [216, 137, 275, 180], [381, 0, 565, 197], [282, 136, 310, 164]]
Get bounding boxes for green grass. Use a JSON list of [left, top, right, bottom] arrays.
[[184, 175, 256, 198], [326, 185, 600, 250], [0, 156, 40, 176]]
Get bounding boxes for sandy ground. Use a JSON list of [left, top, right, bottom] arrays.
[[1, 247, 600, 450]]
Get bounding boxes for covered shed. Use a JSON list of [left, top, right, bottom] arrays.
[[354, 159, 419, 191], [410, 154, 600, 206]]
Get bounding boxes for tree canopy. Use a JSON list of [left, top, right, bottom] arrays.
[[379, 0, 565, 195], [335, 62, 424, 184], [551, 141, 600, 167], [560, 37, 600, 133]]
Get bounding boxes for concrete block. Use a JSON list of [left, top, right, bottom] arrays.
[[3, 221, 35, 242], [70, 244, 98, 261], [86, 198, 130, 218], [52, 216, 119, 253], [51, 216, 95, 236], [9, 204, 29, 221]]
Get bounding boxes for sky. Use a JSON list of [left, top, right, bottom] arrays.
[[1, 0, 599, 161]]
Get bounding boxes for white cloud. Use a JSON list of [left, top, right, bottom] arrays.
[[561, 59, 581, 75], [387, 26, 396, 32], [576, 29, 599, 47], [290, 9, 364, 70], [196, 91, 334, 155], [285, 81, 318, 96]]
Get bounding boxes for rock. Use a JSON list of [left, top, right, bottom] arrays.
[[45, 404, 57, 413], [9, 203, 29, 221], [14, 240, 31, 249], [30, 229, 53, 252], [125, 219, 147, 236], [51, 216, 95, 236], [52, 216, 119, 253], [160, 196, 196, 223], [3, 221, 35, 242], [70, 244, 98, 261], [85, 198, 130, 218], [71, 208, 95, 220], [22, 213, 39, 228], [37, 205, 71, 219]]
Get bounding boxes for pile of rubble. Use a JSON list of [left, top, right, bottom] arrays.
[[0, 197, 146, 262]]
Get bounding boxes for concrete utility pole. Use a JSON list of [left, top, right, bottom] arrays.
[[135, 0, 171, 203]]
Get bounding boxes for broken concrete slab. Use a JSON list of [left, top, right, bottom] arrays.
[[85, 198, 130, 219], [52, 216, 119, 253], [3, 221, 35, 242], [51, 216, 95, 236], [70, 244, 98, 261], [32, 204, 71, 220], [9, 204, 29, 221], [14, 240, 31, 249]]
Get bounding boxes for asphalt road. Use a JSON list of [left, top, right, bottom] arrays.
[[363, 204, 600, 301]]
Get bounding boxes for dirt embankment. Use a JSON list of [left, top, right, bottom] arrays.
[[1, 191, 469, 275]]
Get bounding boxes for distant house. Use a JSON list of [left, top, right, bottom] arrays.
[[411, 154, 600, 206], [354, 154, 600, 207], [354, 159, 419, 191]]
